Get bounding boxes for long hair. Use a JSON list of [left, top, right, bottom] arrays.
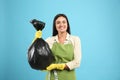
[[52, 14, 71, 36]]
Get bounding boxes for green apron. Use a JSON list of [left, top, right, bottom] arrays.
[[46, 41, 76, 80]]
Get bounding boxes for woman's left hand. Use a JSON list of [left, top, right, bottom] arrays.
[[46, 64, 65, 71]]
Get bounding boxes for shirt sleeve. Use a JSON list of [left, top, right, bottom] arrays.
[[66, 36, 82, 70]]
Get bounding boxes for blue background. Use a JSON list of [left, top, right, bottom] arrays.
[[0, 0, 120, 80]]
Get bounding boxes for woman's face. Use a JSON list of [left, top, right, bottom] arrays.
[[55, 16, 68, 33]]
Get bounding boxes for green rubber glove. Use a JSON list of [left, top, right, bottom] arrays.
[[32, 30, 42, 43], [46, 64, 65, 71]]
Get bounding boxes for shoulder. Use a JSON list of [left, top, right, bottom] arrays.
[[45, 36, 56, 48], [69, 35, 81, 47], [45, 36, 56, 43], [69, 35, 81, 42]]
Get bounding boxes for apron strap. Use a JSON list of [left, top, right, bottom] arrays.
[[53, 70, 58, 80], [48, 70, 58, 80], [48, 71, 50, 80]]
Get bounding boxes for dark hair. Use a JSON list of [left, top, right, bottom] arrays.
[[52, 14, 71, 36]]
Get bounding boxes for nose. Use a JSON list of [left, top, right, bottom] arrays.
[[60, 22, 64, 26]]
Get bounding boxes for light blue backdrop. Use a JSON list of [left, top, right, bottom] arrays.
[[0, 0, 120, 80]]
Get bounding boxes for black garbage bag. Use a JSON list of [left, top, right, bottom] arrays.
[[28, 19, 54, 70]]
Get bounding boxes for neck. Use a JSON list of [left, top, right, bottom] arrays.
[[58, 32, 67, 39], [57, 32, 67, 44]]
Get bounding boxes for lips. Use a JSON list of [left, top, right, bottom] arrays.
[[58, 26, 66, 30]]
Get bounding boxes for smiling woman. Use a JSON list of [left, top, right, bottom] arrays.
[[35, 13, 82, 80]]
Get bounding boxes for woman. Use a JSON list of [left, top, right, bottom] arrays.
[[35, 14, 82, 80]]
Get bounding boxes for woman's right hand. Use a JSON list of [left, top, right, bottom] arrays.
[[35, 30, 42, 38], [32, 30, 42, 43]]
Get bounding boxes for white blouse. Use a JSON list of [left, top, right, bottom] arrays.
[[45, 33, 82, 70]]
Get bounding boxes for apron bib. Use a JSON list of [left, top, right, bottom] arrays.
[[46, 41, 76, 80]]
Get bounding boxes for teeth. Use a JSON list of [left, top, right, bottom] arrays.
[[60, 28, 64, 30], [59, 27, 64, 29]]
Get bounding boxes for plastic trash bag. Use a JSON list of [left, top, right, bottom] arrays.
[[28, 19, 54, 70]]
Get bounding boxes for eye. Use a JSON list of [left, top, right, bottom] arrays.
[[62, 20, 67, 24], [56, 21, 60, 24], [63, 21, 66, 24]]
